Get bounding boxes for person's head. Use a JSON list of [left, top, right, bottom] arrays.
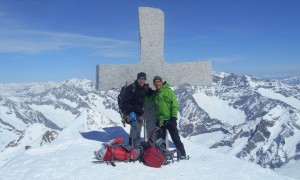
[[153, 76, 163, 90], [137, 72, 146, 86]]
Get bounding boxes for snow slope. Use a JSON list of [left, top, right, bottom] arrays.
[[193, 90, 246, 125], [257, 88, 300, 110], [0, 118, 295, 180]]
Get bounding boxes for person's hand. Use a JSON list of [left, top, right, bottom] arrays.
[[156, 120, 160, 127], [159, 120, 165, 127], [144, 83, 149, 91], [168, 117, 177, 127], [170, 117, 177, 121], [129, 112, 136, 122], [144, 84, 153, 96]]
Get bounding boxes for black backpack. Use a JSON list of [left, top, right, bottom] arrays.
[[117, 82, 136, 114], [118, 83, 136, 126]]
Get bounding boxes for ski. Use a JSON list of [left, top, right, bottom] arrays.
[[91, 160, 117, 166], [91, 159, 138, 166], [163, 160, 172, 165], [174, 155, 190, 160]]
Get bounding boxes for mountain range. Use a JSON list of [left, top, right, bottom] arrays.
[[0, 72, 299, 179]]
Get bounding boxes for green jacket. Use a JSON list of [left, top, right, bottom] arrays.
[[154, 82, 178, 121]]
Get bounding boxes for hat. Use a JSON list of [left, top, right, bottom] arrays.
[[153, 76, 163, 83], [137, 72, 146, 80]]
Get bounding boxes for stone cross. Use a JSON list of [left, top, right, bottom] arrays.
[[96, 7, 212, 90]]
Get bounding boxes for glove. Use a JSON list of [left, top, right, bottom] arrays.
[[168, 117, 177, 127], [159, 120, 165, 127], [144, 84, 154, 96], [129, 112, 136, 122], [156, 120, 160, 127], [144, 84, 149, 91], [170, 117, 177, 121]]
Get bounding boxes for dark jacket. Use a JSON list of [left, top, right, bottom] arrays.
[[122, 80, 152, 116]]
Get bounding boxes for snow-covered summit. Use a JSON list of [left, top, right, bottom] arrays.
[[62, 78, 95, 92], [0, 115, 294, 180]]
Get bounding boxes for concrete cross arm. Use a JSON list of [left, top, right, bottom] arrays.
[[96, 7, 212, 91]]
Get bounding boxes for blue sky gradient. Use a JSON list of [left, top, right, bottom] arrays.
[[0, 0, 299, 83]]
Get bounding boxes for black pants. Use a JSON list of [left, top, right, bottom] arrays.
[[158, 120, 186, 156]]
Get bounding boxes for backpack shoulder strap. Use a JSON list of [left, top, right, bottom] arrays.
[[128, 83, 136, 99], [148, 127, 161, 144]]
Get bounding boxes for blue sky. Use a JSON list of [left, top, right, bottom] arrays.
[[0, 0, 299, 83]]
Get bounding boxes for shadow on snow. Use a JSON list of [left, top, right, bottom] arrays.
[[80, 126, 128, 143], [80, 126, 175, 147]]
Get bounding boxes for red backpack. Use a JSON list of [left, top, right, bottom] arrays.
[[141, 127, 176, 168], [142, 146, 165, 168], [95, 136, 141, 162]]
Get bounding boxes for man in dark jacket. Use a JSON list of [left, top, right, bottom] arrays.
[[122, 72, 152, 146]]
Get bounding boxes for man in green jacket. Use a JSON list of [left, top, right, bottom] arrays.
[[152, 75, 186, 158]]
